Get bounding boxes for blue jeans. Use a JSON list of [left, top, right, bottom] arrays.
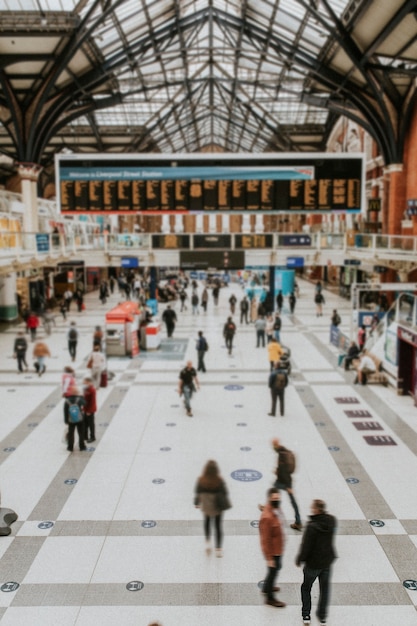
[[301, 566, 331, 621], [263, 555, 282, 600], [183, 385, 193, 411], [274, 480, 301, 525]]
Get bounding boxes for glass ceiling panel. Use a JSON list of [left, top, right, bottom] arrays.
[[0, 0, 356, 154]]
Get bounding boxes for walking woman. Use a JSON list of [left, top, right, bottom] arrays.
[[194, 460, 231, 558]]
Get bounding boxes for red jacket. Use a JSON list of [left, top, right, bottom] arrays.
[[27, 314, 39, 329], [84, 384, 97, 414], [259, 504, 285, 560]]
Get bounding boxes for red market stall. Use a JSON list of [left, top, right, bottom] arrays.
[[105, 301, 140, 357]]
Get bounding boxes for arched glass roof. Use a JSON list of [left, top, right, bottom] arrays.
[[0, 0, 416, 170]]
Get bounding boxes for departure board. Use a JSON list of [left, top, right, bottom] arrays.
[[57, 153, 364, 214], [180, 251, 245, 269]]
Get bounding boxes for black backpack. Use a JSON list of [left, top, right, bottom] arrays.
[[69, 328, 77, 340]]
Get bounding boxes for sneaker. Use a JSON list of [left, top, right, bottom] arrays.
[[318, 621, 326, 625], [302, 617, 311, 625], [290, 523, 303, 531], [215, 548, 223, 558]]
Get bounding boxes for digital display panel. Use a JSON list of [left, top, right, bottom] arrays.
[[180, 251, 245, 269], [56, 153, 364, 214]]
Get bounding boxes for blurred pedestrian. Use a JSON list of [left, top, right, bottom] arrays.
[[63, 384, 86, 452], [178, 360, 199, 417], [33, 340, 51, 377], [223, 316, 236, 355], [296, 499, 337, 626], [26, 311, 39, 342], [83, 377, 97, 443], [259, 487, 286, 608], [194, 460, 231, 558], [87, 344, 106, 389], [13, 330, 28, 373], [67, 322, 78, 362]]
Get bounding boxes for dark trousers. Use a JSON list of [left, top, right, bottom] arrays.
[[166, 323, 175, 338], [197, 350, 206, 372], [240, 311, 248, 324], [301, 566, 331, 621], [84, 413, 95, 441], [204, 514, 223, 548], [256, 330, 265, 347], [270, 389, 285, 416], [225, 335, 234, 354], [274, 480, 301, 525], [263, 555, 282, 600], [17, 353, 28, 372], [67, 422, 85, 451], [68, 340, 77, 359]]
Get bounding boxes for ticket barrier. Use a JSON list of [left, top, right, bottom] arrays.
[[105, 301, 140, 357]]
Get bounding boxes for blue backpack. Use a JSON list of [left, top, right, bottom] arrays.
[[68, 401, 82, 424]]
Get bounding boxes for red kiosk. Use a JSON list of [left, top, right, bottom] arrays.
[[105, 301, 140, 357]]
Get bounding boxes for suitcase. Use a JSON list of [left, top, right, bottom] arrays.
[[100, 370, 108, 388]]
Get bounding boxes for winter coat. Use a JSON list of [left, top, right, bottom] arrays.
[[296, 513, 337, 569]]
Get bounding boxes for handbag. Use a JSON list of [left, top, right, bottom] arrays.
[[216, 489, 232, 511]]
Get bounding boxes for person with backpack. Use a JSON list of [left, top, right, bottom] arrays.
[[223, 316, 236, 355], [331, 309, 341, 327], [67, 322, 79, 362], [196, 330, 208, 373], [314, 291, 325, 317], [179, 288, 188, 312], [63, 384, 86, 452], [268, 360, 288, 415], [272, 437, 302, 531]]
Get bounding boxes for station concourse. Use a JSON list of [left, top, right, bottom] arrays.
[[0, 277, 416, 626]]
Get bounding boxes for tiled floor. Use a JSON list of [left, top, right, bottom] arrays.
[[0, 278, 417, 626]]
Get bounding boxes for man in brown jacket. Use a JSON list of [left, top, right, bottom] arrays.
[[32, 341, 51, 377], [259, 487, 286, 608]]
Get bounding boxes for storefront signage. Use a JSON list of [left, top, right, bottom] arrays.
[[398, 327, 417, 347]]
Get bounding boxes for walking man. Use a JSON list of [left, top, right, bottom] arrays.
[[223, 316, 236, 355], [13, 331, 28, 373], [240, 296, 249, 324], [178, 360, 200, 417], [255, 315, 266, 347], [259, 487, 286, 608], [296, 499, 337, 625], [273, 312, 282, 342], [196, 331, 208, 373], [229, 294, 237, 314], [67, 322, 78, 362], [162, 304, 177, 337], [268, 361, 288, 416], [272, 438, 302, 531]]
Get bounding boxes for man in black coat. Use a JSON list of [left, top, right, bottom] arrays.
[[295, 499, 337, 625], [162, 304, 177, 337]]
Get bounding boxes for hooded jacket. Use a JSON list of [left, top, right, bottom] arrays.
[[296, 512, 337, 569]]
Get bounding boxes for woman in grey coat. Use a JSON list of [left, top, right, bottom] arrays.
[[194, 460, 231, 557]]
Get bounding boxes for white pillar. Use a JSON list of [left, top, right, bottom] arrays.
[[255, 214, 264, 233], [174, 215, 184, 233], [241, 214, 251, 233], [161, 215, 171, 233], [19, 163, 42, 251], [208, 215, 216, 233], [195, 214, 204, 233], [0, 274, 18, 321], [221, 214, 230, 233]]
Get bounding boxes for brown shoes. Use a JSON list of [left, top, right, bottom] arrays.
[[290, 523, 302, 531], [265, 599, 286, 608]]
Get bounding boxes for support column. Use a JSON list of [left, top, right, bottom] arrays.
[[384, 163, 406, 235], [255, 215, 264, 233], [18, 163, 42, 237], [208, 215, 216, 233], [174, 215, 184, 233], [161, 215, 171, 234], [221, 214, 230, 233], [0, 274, 18, 321], [241, 214, 251, 233], [195, 214, 204, 233]]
